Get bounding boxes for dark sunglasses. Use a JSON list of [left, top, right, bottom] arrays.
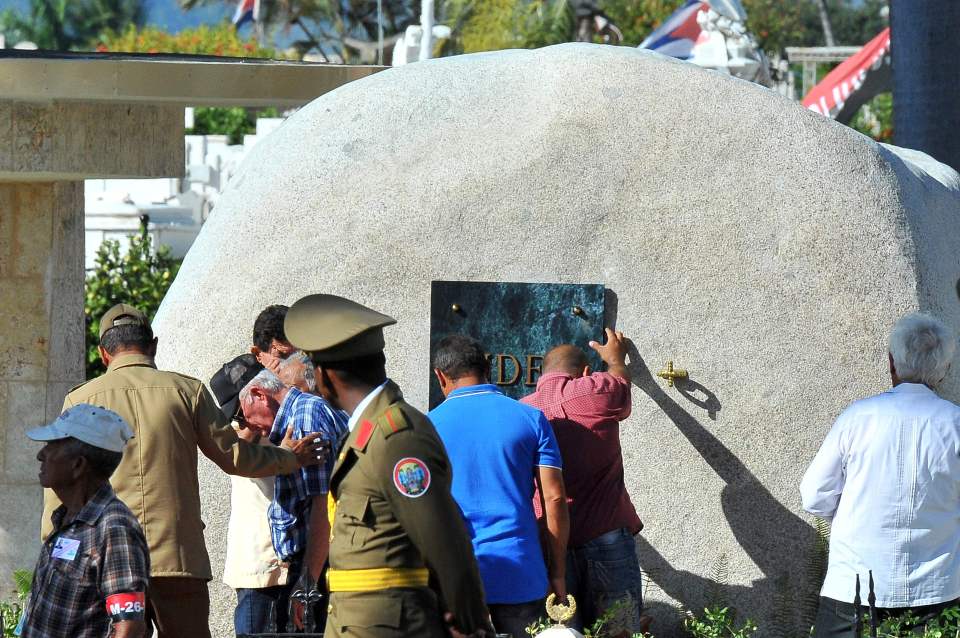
[[231, 405, 251, 429]]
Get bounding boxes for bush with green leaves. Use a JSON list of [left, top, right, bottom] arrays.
[[858, 605, 960, 638], [189, 106, 281, 145], [683, 606, 757, 638], [85, 225, 180, 379], [0, 570, 33, 637], [850, 93, 893, 143]]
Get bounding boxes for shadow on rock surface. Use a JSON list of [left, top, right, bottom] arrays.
[[626, 345, 819, 636]]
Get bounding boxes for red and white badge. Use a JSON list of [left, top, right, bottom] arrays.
[[393, 457, 431, 498]]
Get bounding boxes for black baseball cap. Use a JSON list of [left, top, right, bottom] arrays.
[[209, 354, 263, 420]]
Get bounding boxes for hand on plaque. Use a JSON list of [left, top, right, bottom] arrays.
[[589, 328, 628, 367]]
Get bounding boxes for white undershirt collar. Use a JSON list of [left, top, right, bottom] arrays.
[[347, 380, 390, 432]]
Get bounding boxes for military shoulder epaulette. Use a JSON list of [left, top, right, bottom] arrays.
[[352, 406, 411, 451], [377, 406, 410, 438]]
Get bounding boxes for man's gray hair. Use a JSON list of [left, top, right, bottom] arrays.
[[889, 312, 957, 386], [239, 368, 284, 405], [279, 352, 316, 392]]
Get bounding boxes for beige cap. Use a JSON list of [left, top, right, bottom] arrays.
[[285, 294, 396, 363], [99, 303, 151, 340]]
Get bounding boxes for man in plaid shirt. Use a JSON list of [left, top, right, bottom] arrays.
[[21, 405, 149, 638], [239, 355, 348, 628]]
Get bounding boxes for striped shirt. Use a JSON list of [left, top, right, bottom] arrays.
[[267, 388, 348, 561]]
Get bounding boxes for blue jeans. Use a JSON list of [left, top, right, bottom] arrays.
[[235, 585, 292, 636], [566, 528, 644, 636], [235, 560, 306, 636], [489, 597, 547, 638]]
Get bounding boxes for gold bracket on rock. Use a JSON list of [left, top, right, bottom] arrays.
[[657, 360, 688, 387], [545, 593, 577, 626]]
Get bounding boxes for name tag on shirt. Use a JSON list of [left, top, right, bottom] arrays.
[[51, 537, 81, 561]]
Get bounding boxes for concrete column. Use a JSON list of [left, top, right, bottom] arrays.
[[0, 100, 184, 587], [0, 181, 85, 575]]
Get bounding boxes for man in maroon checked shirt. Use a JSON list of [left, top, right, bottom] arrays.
[[521, 328, 645, 637]]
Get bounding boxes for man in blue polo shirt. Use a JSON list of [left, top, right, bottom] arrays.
[[430, 335, 570, 638]]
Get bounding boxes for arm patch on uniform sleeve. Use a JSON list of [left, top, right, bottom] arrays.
[[392, 457, 431, 498]]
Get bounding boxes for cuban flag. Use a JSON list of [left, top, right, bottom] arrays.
[[638, 0, 709, 60], [232, 0, 259, 28]]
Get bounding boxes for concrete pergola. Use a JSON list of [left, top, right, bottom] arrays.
[[0, 51, 383, 580], [785, 46, 861, 99]]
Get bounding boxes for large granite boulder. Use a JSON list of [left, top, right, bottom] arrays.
[[153, 43, 960, 637]]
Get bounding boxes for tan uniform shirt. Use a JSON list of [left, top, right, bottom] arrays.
[[327, 381, 489, 635], [41, 353, 299, 579]]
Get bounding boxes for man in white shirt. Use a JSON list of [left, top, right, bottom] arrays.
[[801, 312, 960, 637], [210, 354, 291, 636]]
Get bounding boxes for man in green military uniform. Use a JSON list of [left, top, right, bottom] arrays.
[[285, 294, 496, 638], [41, 303, 327, 638]]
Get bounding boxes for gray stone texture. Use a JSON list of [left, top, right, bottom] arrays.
[[0, 180, 85, 588], [0, 102, 184, 180], [153, 44, 960, 637]]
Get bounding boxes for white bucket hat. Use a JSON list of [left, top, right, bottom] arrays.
[[27, 404, 134, 453]]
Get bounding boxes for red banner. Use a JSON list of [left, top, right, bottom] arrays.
[[803, 27, 891, 120]]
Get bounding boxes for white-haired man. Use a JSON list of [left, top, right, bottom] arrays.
[[801, 312, 960, 637], [240, 355, 349, 630]]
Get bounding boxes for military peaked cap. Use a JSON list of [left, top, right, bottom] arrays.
[[285, 294, 397, 362], [99, 303, 151, 340]]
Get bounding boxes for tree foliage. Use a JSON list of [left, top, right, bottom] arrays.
[[189, 106, 281, 144], [439, 0, 889, 56], [850, 92, 893, 143], [95, 22, 277, 56], [85, 226, 181, 379], [744, 0, 887, 53], [821, 0, 887, 46], [596, 0, 680, 46], [176, 0, 414, 61], [0, 0, 143, 50]]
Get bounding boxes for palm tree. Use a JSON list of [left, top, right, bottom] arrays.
[[891, 0, 960, 171], [0, 0, 70, 49], [812, 0, 834, 46], [177, 0, 414, 61], [0, 0, 144, 50]]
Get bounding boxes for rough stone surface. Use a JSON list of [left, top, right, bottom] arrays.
[[0, 102, 184, 180], [0, 181, 85, 584], [153, 44, 960, 637]]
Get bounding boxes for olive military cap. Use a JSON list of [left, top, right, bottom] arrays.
[[99, 303, 151, 340], [285, 294, 396, 363]]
